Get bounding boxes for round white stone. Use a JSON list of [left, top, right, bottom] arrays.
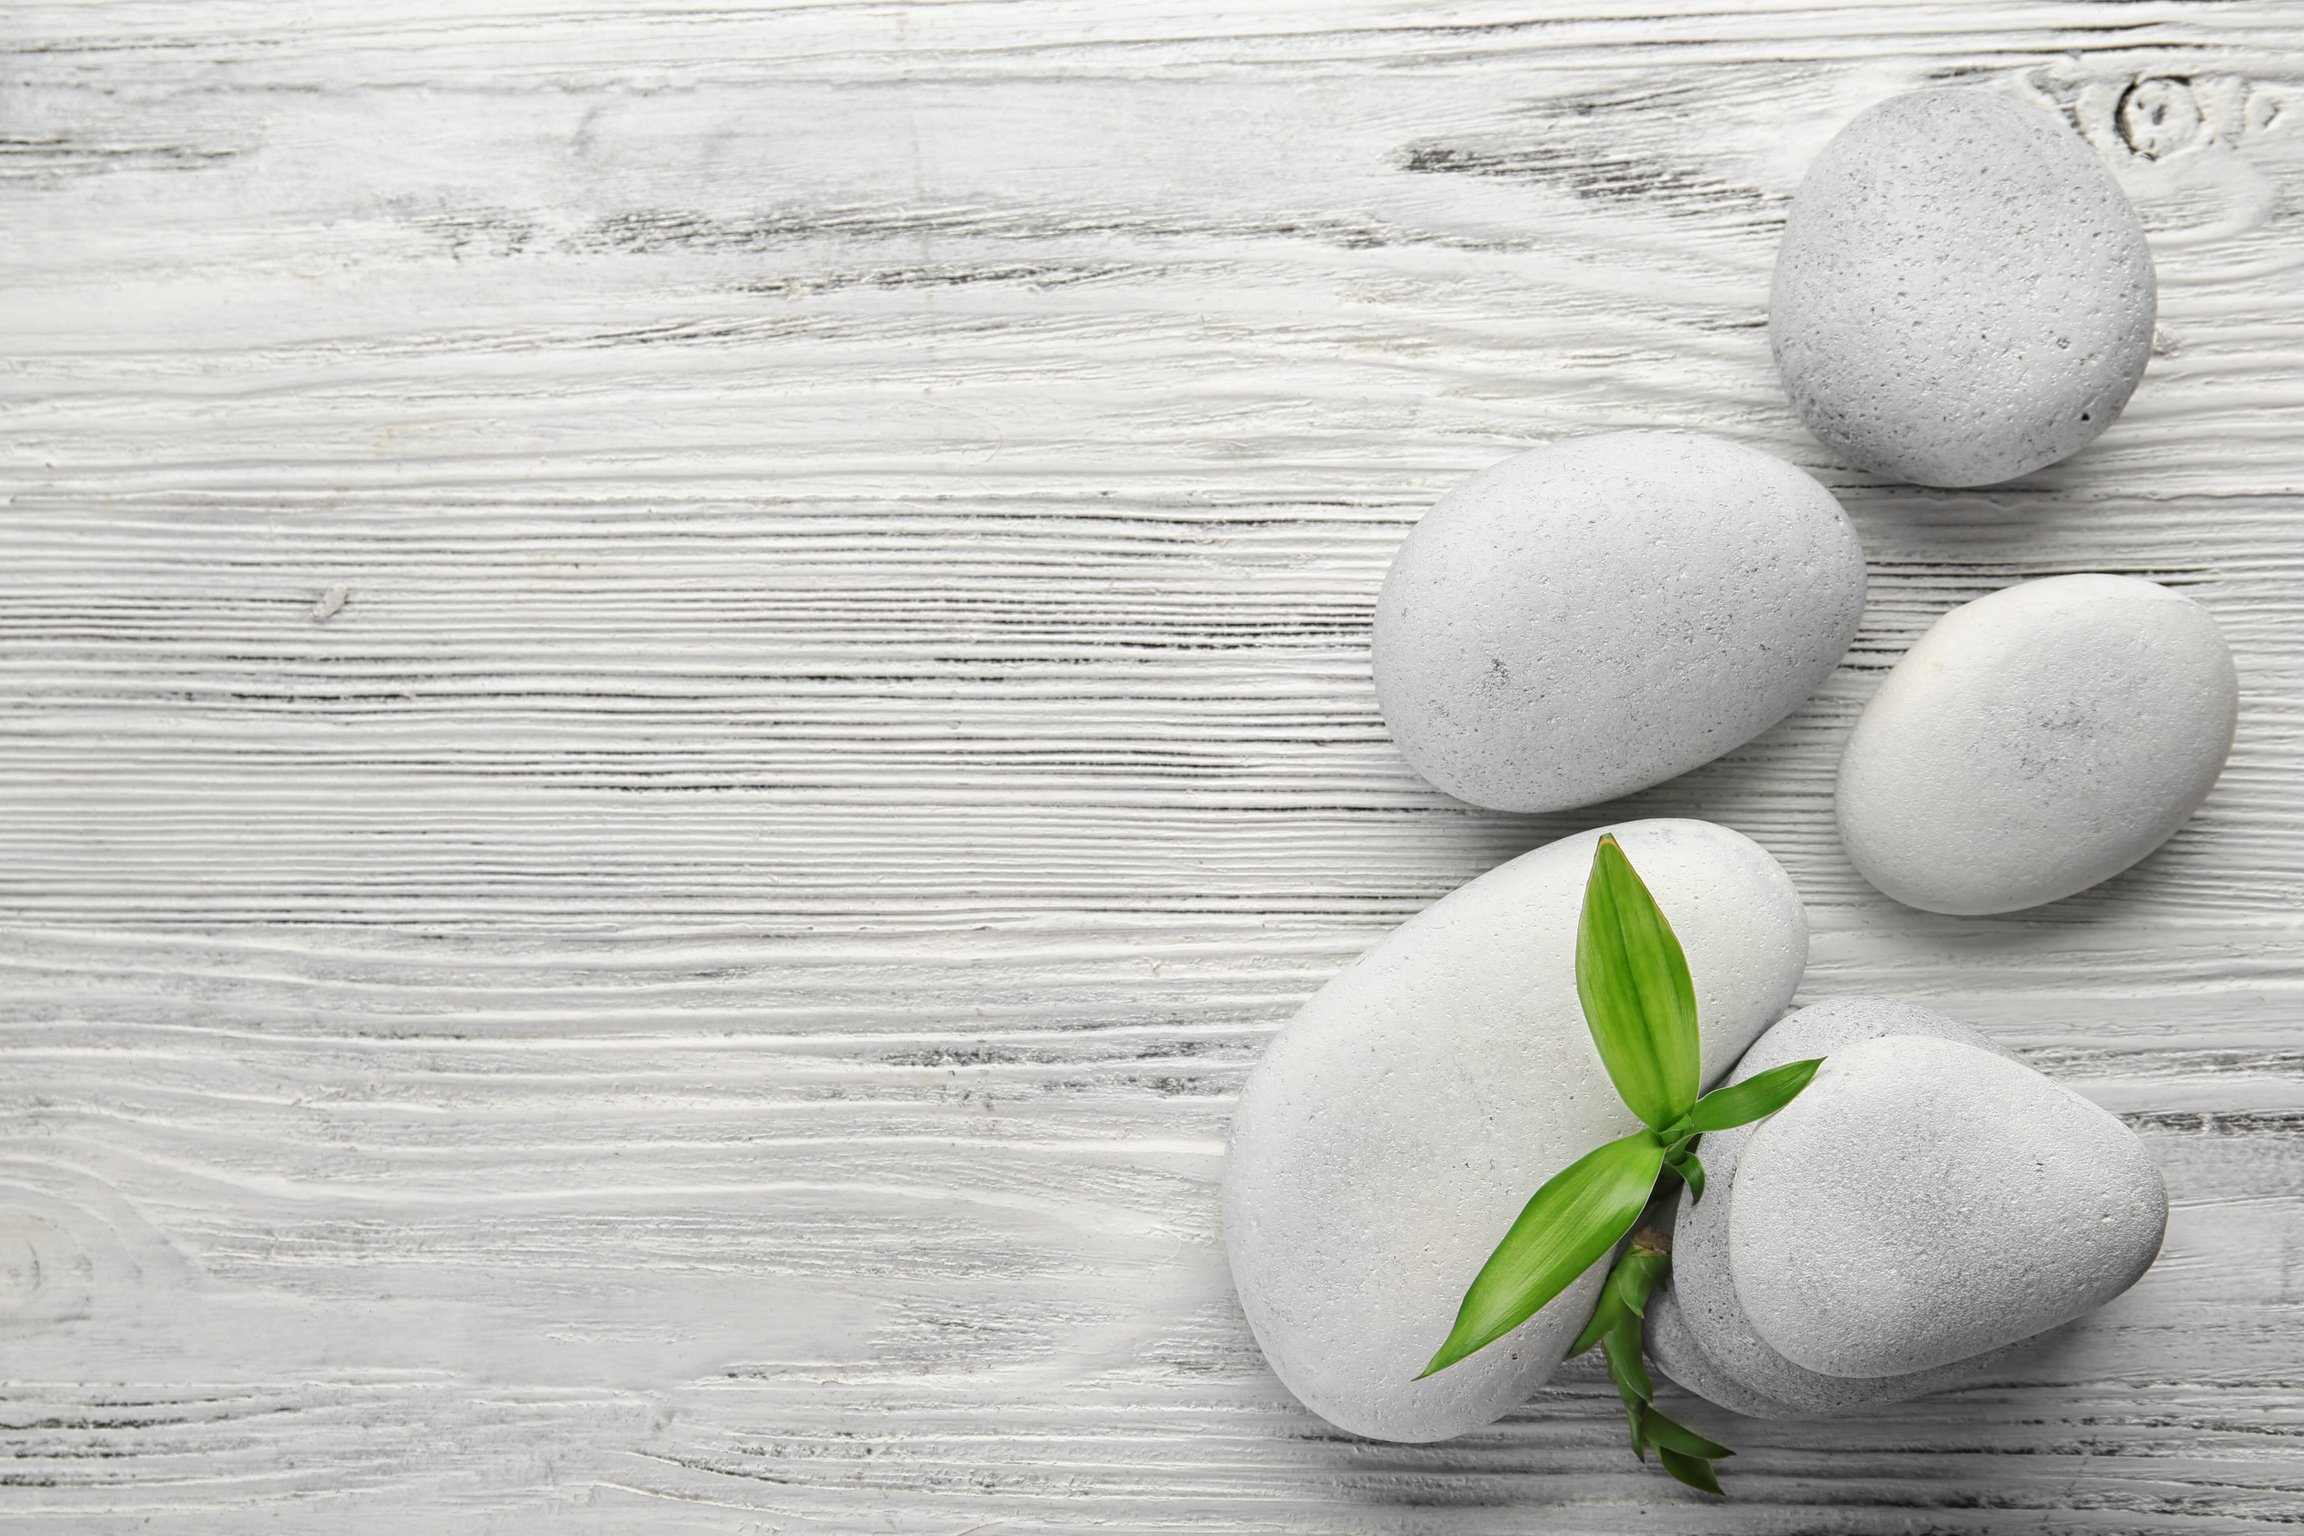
[[1729, 1033, 2168, 1378], [1837, 574, 2237, 915], [1652, 998, 2029, 1420], [1372, 431, 1866, 813], [1771, 89, 2155, 487], [1222, 819, 1807, 1442]]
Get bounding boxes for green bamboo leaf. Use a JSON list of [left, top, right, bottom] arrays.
[[1640, 1406, 1734, 1461], [1568, 1247, 1668, 1357], [1670, 1150, 1706, 1205], [1418, 1131, 1666, 1378], [1602, 1316, 1651, 1407], [1618, 1250, 1667, 1319], [1658, 1446, 1725, 1496], [1604, 1318, 1653, 1456], [1687, 1057, 1825, 1132], [1568, 1295, 1626, 1362], [1576, 835, 1700, 1131]]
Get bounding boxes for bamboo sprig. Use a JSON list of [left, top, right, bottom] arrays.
[[1416, 834, 1823, 1494]]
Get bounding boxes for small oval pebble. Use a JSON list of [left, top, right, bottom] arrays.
[[1652, 998, 2029, 1420], [1771, 89, 2155, 487], [1730, 1033, 2168, 1378], [1837, 574, 2237, 915], [1373, 431, 1866, 813], [1222, 819, 1806, 1442]]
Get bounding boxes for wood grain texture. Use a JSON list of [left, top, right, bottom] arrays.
[[3, 0, 2303, 1527]]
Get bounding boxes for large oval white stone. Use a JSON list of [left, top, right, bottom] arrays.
[[1730, 1033, 2167, 1377], [1222, 819, 1807, 1442], [1373, 431, 1866, 813], [1837, 574, 2237, 915], [1771, 89, 2155, 487]]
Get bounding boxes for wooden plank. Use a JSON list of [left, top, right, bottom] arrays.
[[3, 0, 2302, 1526]]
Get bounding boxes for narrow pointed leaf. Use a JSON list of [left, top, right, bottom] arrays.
[[1604, 1320, 1652, 1457], [1640, 1406, 1734, 1461], [1568, 1295, 1626, 1361], [1418, 1131, 1665, 1377], [1671, 1151, 1707, 1205], [1569, 1248, 1667, 1357], [1602, 1317, 1651, 1407], [1616, 1249, 1668, 1320], [1687, 1057, 1825, 1132], [1657, 1446, 1725, 1495], [1576, 835, 1700, 1130]]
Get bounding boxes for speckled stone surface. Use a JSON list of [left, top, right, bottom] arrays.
[[1645, 1284, 1808, 1420], [1837, 574, 2238, 916], [1652, 998, 2028, 1419], [1733, 1033, 2169, 1378], [1372, 431, 1865, 813], [1771, 89, 2155, 487], [1222, 820, 1806, 1442]]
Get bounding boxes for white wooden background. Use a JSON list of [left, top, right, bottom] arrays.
[[3, 1, 2302, 1529]]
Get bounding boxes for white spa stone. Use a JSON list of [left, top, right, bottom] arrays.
[[1837, 574, 2237, 916], [1222, 819, 1806, 1442], [1730, 1033, 2168, 1378], [1771, 89, 2155, 487], [1372, 431, 1865, 813], [1652, 998, 2031, 1419]]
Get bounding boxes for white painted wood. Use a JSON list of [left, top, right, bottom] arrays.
[[3, 0, 2302, 1526]]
